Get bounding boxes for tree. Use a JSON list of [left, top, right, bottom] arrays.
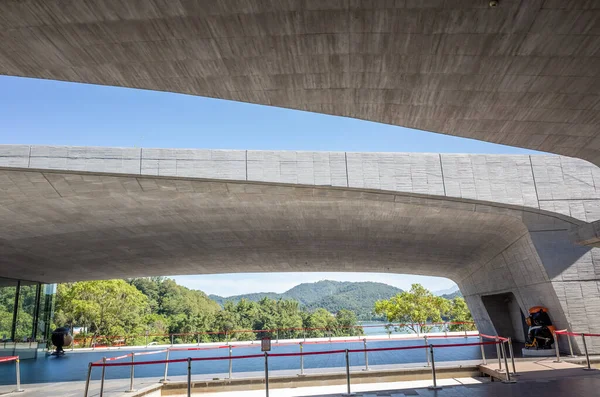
[[448, 297, 475, 331], [54, 280, 149, 340], [374, 284, 450, 334], [335, 309, 362, 336]]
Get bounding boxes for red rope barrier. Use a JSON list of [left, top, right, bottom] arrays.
[[555, 330, 600, 338], [479, 333, 508, 342], [133, 350, 168, 356], [91, 339, 499, 368], [0, 356, 18, 363]]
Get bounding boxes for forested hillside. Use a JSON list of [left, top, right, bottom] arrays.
[[210, 280, 402, 320], [53, 278, 363, 346]]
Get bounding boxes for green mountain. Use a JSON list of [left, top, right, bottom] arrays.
[[440, 290, 463, 300], [209, 280, 403, 320]]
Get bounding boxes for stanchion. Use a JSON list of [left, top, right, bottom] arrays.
[[363, 339, 369, 371], [344, 349, 353, 396], [495, 337, 503, 372], [424, 335, 430, 367], [508, 337, 518, 376], [161, 349, 170, 382], [83, 362, 92, 397], [99, 357, 106, 397], [128, 353, 135, 392], [582, 333, 593, 370], [501, 342, 516, 383], [187, 357, 192, 397], [479, 335, 487, 365], [567, 330, 576, 357], [299, 342, 305, 376], [264, 352, 269, 397], [553, 331, 561, 362], [228, 345, 233, 379], [14, 357, 23, 393], [428, 345, 442, 390]]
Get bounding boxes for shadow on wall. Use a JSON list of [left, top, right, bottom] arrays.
[[530, 230, 591, 280]]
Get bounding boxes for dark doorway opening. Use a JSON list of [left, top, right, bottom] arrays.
[[481, 292, 527, 343]]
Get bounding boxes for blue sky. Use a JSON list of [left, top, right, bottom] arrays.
[[0, 76, 541, 296]]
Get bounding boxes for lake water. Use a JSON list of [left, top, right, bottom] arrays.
[[0, 336, 485, 385]]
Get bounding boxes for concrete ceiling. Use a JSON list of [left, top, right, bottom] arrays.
[[0, 1, 599, 163], [0, 168, 578, 284]]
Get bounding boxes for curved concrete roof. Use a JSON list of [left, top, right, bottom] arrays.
[[1, 145, 597, 284], [0, 167, 576, 284], [1, 2, 599, 163]]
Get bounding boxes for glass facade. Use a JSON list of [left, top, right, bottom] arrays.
[[0, 277, 55, 343]]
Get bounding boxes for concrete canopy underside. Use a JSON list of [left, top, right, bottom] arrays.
[[1, 168, 548, 283], [1, 1, 600, 162]]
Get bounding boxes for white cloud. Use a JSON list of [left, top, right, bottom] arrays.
[[171, 273, 456, 297]]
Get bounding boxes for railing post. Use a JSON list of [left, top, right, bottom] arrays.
[[495, 337, 503, 372], [197, 333, 200, 346], [424, 336, 430, 366], [264, 352, 269, 397], [187, 357, 191, 397], [99, 357, 106, 397], [128, 353, 135, 392], [479, 335, 487, 365], [299, 342, 305, 376], [171, 334, 174, 346], [228, 345, 233, 379], [553, 331, 561, 362], [428, 345, 442, 390], [14, 357, 23, 393], [363, 339, 369, 371], [582, 333, 592, 370], [161, 349, 170, 382], [567, 330, 575, 357], [83, 362, 92, 397], [345, 349, 351, 395], [501, 342, 516, 383], [508, 337, 517, 376]]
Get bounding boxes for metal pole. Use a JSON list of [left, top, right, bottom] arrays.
[[345, 349, 351, 395], [187, 357, 191, 397], [14, 357, 23, 393], [363, 339, 369, 371], [83, 362, 92, 397], [303, 328, 306, 342], [553, 332, 561, 362], [197, 333, 200, 346], [424, 336, 430, 366], [161, 349, 170, 382], [582, 333, 592, 370], [428, 345, 442, 390], [100, 357, 106, 397], [567, 331, 575, 357], [128, 353, 135, 392], [495, 337, 502, 372], [264, 352, 269, 397], [171, 334, 174, 346], [501, 342, 515, 383], [300, 342, 305, 375], [508, 338, 517, 375], [228, 345, 233, 379], [479, 335, 487, 365], [145, 332, 148, 347]]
